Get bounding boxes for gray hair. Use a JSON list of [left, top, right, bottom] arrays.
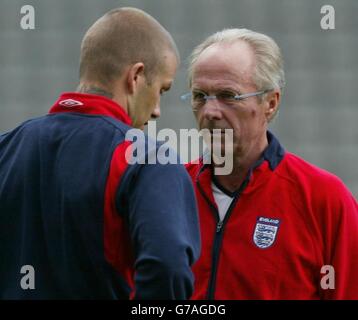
[[188, 28, 285, 94]]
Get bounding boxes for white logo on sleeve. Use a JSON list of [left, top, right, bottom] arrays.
[[59, 99, 84, 108], [253, 216, 281, 249]]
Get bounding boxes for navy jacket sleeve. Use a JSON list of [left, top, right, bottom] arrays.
[[117, 158, 200, 299]]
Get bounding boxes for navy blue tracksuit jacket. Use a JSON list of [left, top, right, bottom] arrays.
[[0, 93, 200, 299]]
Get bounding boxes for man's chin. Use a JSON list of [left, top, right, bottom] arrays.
[[141, 121, 149, 130], [131, 121, 146, 130]]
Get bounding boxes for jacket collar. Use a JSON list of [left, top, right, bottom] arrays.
[[262, 130, 285, 171], [196, 131, 285, 197], [48, 92, 132, 125], [200, 130, 284, 173]]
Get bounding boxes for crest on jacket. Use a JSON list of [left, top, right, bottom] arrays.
[[253, 216, 281, 249]]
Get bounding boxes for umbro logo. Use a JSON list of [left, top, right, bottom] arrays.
[[59, 99, 84, 108]]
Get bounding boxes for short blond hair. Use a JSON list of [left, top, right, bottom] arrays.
[[79, 7, 179, 87]]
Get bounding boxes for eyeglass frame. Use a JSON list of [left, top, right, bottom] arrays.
[[180, 88, 274, 110]]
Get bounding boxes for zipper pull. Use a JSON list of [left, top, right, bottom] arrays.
[[216, 221, 223, 233]]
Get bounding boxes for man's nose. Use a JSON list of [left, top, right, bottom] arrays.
[[151, 104, 161, 119], [202, 98, 223, 121]]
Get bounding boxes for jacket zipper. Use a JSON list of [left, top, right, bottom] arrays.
[[206, 218, 225, 299], [206, 196, 239, 299], [197, 174, 250, 300]]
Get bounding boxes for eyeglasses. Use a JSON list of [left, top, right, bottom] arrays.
[[180, 89, 272, 111]]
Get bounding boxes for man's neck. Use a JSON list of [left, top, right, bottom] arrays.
[[213, 134, 268, 193], [76, 84, 113, 99]]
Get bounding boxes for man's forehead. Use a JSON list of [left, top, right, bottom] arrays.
[[157, 51, 178, 82], [192, 41, 255, 85]]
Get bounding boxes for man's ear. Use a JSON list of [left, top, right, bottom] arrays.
[[126, 62, 145, 94], [265, 90, 281, 122]]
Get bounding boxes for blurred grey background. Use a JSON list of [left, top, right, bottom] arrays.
[[1, 0, 357, 197]]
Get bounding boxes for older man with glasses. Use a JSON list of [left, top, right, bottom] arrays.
[[182, 28, 358, 299]]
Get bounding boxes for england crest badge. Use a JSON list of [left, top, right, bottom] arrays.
[[253, 216, 281, 249]]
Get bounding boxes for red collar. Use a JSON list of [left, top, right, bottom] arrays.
[[49, 92, 132, 125]]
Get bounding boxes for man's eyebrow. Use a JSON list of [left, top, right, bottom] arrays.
[[192, 86, 241, 93], [219, 87, 241, 92]]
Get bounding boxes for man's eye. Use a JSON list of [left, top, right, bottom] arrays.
[[192, 92, 206, 101], [217, 92, 237, 101]]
